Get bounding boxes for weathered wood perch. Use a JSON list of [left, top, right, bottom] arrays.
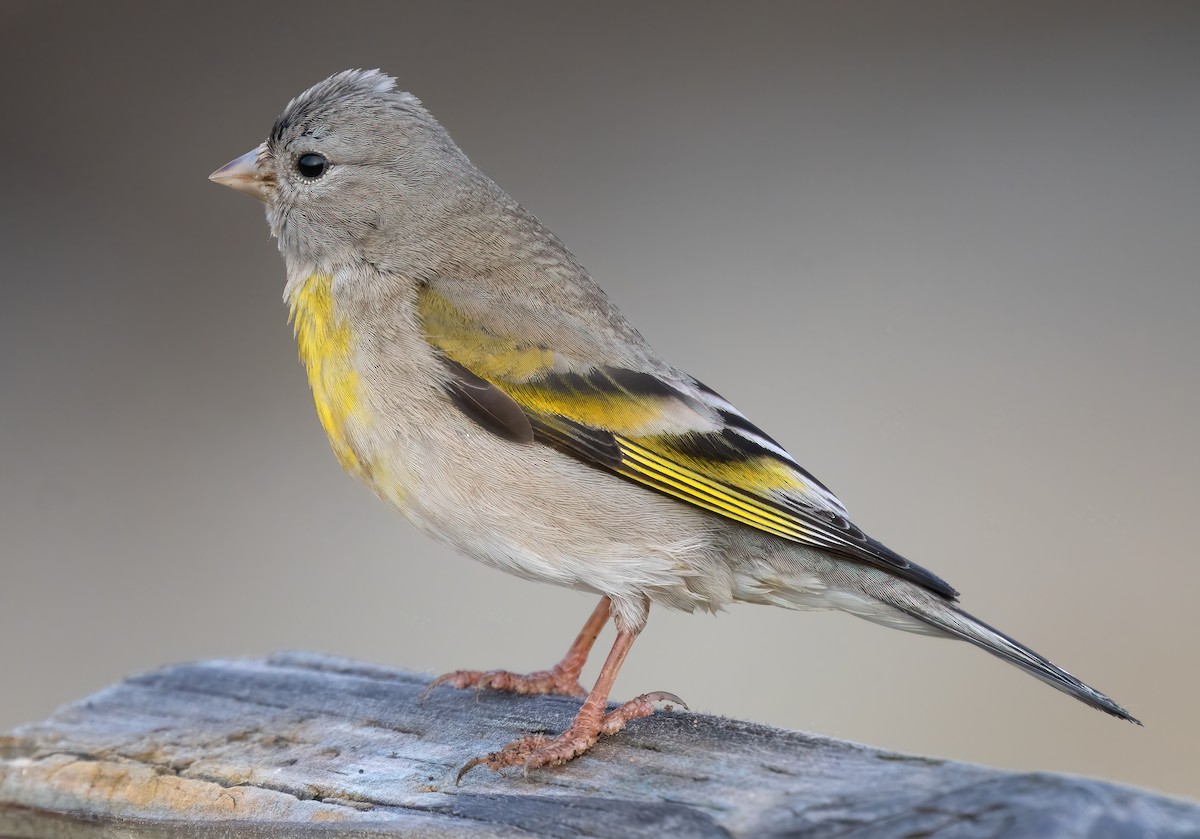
[[0, 653, 1194, 838]]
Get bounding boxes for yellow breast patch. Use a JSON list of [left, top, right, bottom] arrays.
[[288, 273, 366, 475]]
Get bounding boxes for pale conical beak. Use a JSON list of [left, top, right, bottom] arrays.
[[209, 143, 274, 201]]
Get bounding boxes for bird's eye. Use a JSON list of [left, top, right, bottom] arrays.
[[296, 153, 327, 179]]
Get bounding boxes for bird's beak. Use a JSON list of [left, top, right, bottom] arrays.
[[209, 143, 274, 202]]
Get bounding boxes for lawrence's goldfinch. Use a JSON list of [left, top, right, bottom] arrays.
[[211, 70, 1138, 778]]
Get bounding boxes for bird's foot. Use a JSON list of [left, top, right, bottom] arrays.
[[456, 691, 685, 781], [425, 664, 587, 700]]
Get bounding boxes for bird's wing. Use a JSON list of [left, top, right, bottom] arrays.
[[419, 283, 957, 599]]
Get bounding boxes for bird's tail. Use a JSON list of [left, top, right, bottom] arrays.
[[879, 589, 1141, 724]]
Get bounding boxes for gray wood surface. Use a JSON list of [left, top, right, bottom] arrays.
[[0, 652, 1195, 838]]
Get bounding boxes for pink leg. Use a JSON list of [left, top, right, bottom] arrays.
[[457, 608, 685, 780], [426, 596, 612, 699]]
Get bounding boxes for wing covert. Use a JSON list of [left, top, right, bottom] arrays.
[[419, 283, 958, 599]]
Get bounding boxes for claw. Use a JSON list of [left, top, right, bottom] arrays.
[[456, 755, 486, 784], [456, 689, 687, 782], [599, 691, 687, 734]]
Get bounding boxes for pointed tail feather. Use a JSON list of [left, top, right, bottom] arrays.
[[884, 594, 1141, 724]]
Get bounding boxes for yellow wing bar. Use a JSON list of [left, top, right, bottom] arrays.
[[614, 437, 818, 543]]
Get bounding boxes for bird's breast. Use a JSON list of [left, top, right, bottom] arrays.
[[288, 273, 368, 477]]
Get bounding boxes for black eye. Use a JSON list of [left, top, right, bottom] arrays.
[[296, 153, 327, 179]]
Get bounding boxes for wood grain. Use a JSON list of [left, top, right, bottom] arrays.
[[1, 652, 1194, 838]]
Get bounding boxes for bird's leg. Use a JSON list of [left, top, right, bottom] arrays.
[[457, 609, 685, 780], [426, 596, 612, 699]]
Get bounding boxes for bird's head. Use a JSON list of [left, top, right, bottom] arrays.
[[210, 69, 481, 274]]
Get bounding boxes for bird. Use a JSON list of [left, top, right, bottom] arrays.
[[209, 69, 1139, 778]]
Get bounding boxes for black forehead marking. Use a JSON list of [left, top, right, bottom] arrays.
[[269, 116, 325, 147], [269, 99, 324, 146], [269, 114, 291, 145]]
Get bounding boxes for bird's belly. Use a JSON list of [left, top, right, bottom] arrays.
[[361, 406, 731, 608]]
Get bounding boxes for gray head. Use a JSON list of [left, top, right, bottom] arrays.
[[211, 69, 491, 273]]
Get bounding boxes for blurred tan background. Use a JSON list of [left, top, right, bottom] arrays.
[[1, 1, 1197, 800]]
